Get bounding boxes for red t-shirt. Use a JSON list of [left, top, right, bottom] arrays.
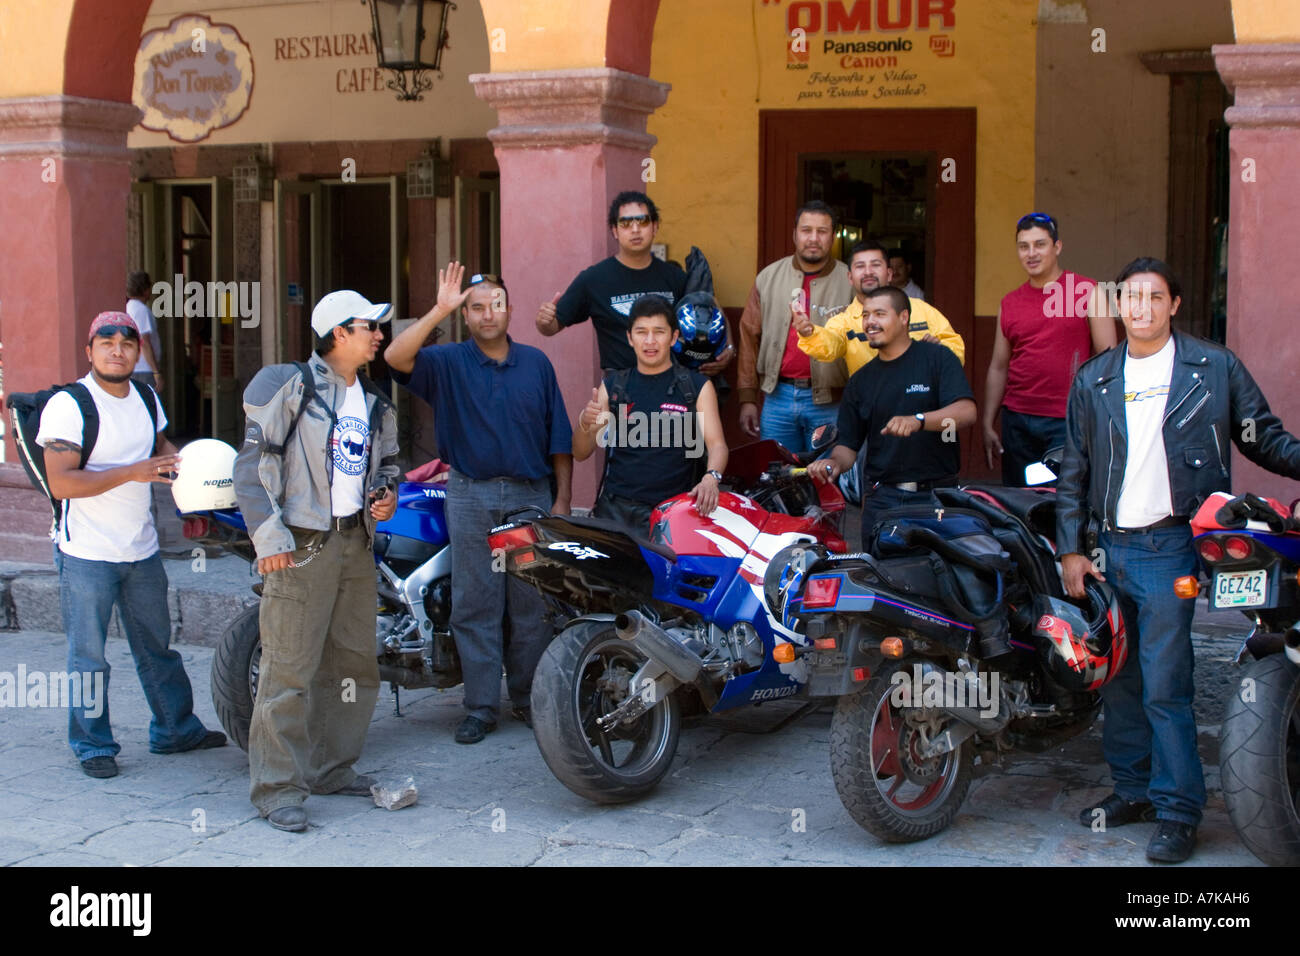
[[1000, 270, 1096, 419], [779, 271, 817, 380]]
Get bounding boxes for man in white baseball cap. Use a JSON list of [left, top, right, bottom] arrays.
[[233, 289, 401, 832]]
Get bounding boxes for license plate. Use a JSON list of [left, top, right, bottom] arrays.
[[1212, 570, 1269, 609]]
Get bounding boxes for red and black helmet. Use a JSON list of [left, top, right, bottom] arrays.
[[1032, 578, 1128, 692]]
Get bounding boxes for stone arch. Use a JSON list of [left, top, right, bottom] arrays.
[[63, 0, 154, 101], [605, 0, 662, 76]]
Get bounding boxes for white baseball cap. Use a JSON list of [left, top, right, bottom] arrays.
[[311, 290, 393, 337]]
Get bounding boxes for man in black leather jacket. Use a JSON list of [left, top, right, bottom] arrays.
[[1057, 257, 1300, 863]]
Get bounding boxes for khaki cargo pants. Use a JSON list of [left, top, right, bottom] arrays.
[[249, 524, 379, 815]]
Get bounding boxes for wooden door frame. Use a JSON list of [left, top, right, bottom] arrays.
[[759, 108, 977, 327]]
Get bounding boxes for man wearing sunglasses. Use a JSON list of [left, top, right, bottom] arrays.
[[388, 264, 573, 745], [233, 290, 401, 832], [983, 212, 1117, 485], [536, 190, 697, 374], [37, 311, 225, 780]]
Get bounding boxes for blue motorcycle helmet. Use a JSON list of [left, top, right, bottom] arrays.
[[672, 292, 728, 369]]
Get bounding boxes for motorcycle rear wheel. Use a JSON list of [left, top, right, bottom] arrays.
[[1220, 652, 1300, 866], [210, 603, 261, 752], [531, 620, 681, 804], [830, 657, 972, 842]]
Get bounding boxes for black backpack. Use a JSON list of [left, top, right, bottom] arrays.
[[8, 379, 159, 537]]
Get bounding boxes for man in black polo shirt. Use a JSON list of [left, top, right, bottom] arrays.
[[536, 191, 721, 375], [812, 286, 976, 544], [385, 261, 573, 744], [574, 295, 728, 534]]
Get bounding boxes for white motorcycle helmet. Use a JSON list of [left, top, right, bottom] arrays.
[[171, 438, 238, 513]]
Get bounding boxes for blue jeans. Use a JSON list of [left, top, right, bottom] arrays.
[[56, 549, 206, 761], [1097, 526, 1204, 826], [1000, 409, 1066, 488], [446, 472, 554, 724], [760, 383, 839, 455]]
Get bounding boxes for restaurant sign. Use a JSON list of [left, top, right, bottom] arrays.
[[133, 14, 254, 143]]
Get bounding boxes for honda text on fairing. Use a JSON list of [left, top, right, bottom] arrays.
[[1185, 491, 1300, 866], [488, 431, 847, 803], [769, 453, 1129, 842], [180, 462, 464, 749]]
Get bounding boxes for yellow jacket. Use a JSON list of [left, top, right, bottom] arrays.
[[798, 296, 965, 374]]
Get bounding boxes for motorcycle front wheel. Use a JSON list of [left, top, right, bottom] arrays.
[[1220, 652, 1300, 866], [210, 603, 261, 752], [830, 657, 972, 842], [530, 620, 681, 804]]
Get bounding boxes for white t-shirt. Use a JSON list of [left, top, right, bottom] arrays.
[[36, 374, 168, 562], [1116, 337, 1176, 529], [125, 298, 158, 374], [330, 379, 370, 516]]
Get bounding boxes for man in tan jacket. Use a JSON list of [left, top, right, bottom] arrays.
[[737, 200, 852, 450]]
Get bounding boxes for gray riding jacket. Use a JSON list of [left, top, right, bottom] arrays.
[[233, 352, 400, 561]]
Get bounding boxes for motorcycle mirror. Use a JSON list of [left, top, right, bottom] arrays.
[[1024, 462, 1057, 486], [1042, 445, 1064, 475], [810, 423, 839, 453]]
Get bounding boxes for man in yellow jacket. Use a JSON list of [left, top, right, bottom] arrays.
[[795, 241, 964, 373]]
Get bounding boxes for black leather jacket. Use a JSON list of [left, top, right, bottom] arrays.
[[1056, 331, 1300, 555]]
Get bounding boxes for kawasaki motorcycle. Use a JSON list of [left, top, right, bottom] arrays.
[[184, 481, 461, 749], [1188, 491, 1300, 866], [488, 433, 847, 803], [770, 473, 1126, 843]]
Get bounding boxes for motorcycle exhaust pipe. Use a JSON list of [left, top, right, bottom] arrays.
[[615, 610, 706, 684], [908, 661, 1011, 735], [1284, 626, 1300, 667]]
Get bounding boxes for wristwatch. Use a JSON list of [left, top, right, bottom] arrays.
[[707, 469, 723, 482], [914, 412, 926, 424]]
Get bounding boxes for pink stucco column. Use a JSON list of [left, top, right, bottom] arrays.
[[1214, 45, 1300, 500], [0, 95, 141, 461], [469, 68, 671, 507]]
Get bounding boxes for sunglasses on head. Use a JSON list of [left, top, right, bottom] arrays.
[[346, 319, 381, 333], [616, 214, 653, 228], [91, 325, 140, 341], [468, 273, 502, 287], [1016, 212, 1058, 235]]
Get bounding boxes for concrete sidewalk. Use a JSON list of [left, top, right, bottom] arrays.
[[0, 619, 1264, 867]]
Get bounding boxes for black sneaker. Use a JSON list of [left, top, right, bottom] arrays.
[[1078, 793, 1157, 828], [151, 730, 227, 755], [511, 706, 532, 728], [81, 756, 119, 779], [1147, 821, 1197, 863], [454, 716, 496, 744]]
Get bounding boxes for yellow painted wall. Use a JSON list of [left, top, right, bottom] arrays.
[[478, 0, 612, 71], [0, 0, 77, 96], [648, 0, 1039, 315], [127, 0, 495, 146], [1036, 0, 1234, 288], [1232, 0, 1300, 41]]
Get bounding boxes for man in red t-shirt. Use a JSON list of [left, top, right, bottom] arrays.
[[982, 213, 1117, 486]]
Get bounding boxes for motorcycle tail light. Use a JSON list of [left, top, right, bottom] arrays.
[[802, 575, 841, 609], [1173, 576, 1200, 599], [813, 637, 838, 650], [1224, 536, 1253, 561], [1197, 538, 1224, 563], [515, 550, 536, 567], [487, 525, 539, 553], [852, 666, 869, 682]]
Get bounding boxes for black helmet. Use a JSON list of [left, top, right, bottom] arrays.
[[1032, 578, 1128, 691]]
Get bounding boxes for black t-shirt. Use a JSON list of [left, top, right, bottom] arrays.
[[557, 256, 688, 370], [602, 366, 709, 505], [836, 340, 974, 484]]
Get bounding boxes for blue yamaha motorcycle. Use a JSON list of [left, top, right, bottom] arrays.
[[185, 481, 458, 750]]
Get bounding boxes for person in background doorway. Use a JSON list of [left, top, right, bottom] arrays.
[[889, 250, 925, 302], [126, 271, 163, 393]]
